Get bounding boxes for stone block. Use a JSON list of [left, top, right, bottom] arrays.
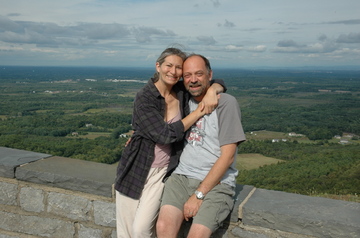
[[78, 224, 103, 238], [0, 211, 74, 237], [0, 234, 21, 238], [93, 200, 116, 227], [111, 229, 117, 238], [232, 184, 255, 222], [0, 181, 18, 206], [242, 188, 360, 238], [0, 147, 51, 178], [15, 156, 116, 197], [231, 227, 269, 238], [47, 192, 92, 221], [20, 187, 45, 213]]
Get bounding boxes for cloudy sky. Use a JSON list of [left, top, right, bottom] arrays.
[[1, 0, 359, 69]]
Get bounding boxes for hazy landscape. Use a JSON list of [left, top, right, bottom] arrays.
[[0, 66, 359, 202]]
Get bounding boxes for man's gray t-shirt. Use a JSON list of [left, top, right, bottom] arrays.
[[174, 93, 246, 187]]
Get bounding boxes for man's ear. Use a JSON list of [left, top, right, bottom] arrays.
[[208, 70, 213, 81]]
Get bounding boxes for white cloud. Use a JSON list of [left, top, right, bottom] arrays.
[[336, 32, 360, 43], [197, 36, 217, 45], [0, 0, 359, 68], [225, 45, 243, 51], [247, 45, 267, 52]]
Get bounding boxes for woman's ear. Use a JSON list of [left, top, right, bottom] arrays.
[[155, 62, 160, 72]]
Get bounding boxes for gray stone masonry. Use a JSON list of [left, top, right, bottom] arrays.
[[0, 146, 359, 237], [0, 147, 51, 178], [242, 188, 360, 238], [0, 176, 116, 238], [15, 155, 116, 197]]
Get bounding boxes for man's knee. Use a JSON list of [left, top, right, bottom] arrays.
[[157, 205, 184, 237], [187, 223, 212, 238], [156, 216, 166, 234]]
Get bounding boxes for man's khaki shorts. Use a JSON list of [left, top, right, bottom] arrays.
[[161, 173, 235, 232]]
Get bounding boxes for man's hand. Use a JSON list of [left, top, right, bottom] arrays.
[[183, 194, 203, 221], [125, 137, 131, 147]]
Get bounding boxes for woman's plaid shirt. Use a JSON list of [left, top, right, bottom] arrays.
[[114, 78, 188, 199]]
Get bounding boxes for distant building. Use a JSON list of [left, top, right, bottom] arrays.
[[334, 90, 351, 94], [288, 132, 304, 137], [343, 133, 355, 138]]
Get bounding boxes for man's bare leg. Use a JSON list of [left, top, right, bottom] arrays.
[[187, 223, 212, 238], [156, 205, 184, 238]]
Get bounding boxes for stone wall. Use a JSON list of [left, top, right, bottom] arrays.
[[0, 147, 359, 238], [0, 177, 116, 238]]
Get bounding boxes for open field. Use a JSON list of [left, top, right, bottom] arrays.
[[246, 131, 291, 140], [68, 132, 111, 139], [237, 153, 284, 170], [245, 130, 360, 144]]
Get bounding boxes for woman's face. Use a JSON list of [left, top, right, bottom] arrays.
[[156, 55, 184, 86]]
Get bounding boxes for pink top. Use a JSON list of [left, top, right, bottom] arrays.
[[151, 110, 182, 168]]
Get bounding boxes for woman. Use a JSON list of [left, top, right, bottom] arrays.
[[114, 47, 225, 238]]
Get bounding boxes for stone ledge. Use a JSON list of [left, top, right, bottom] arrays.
[[242, 188, 360, 238], [15, 156, 116, 197], [1, 146, 359, 238], [0, 147, 51, 178]]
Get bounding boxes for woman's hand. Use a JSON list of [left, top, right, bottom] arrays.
[[194, 101, 206, 118]]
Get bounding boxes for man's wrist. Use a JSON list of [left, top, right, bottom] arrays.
[[195, 190, 205, 200]]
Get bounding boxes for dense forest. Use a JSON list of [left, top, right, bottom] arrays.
[[1, 66, 359, 198], [237, 140, 359, 196]]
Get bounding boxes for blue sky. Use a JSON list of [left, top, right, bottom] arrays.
[[1, 0, 360, 69]]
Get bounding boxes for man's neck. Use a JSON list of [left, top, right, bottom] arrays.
[[192, 96, 203, 103], [192, 87, 209, 102]]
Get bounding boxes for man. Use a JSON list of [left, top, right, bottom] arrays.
[[156, 54, 246, 238]]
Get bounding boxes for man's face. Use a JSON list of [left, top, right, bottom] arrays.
[[183, 56, 212, 101]]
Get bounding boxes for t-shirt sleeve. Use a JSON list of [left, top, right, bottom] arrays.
[[216, 94, 246, 146]]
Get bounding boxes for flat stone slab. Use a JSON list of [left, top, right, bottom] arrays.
[[231, 184, 255, 222], [242, 188, 360, 238], [0, 147, 51, 178], [15, 156, 116, 197]]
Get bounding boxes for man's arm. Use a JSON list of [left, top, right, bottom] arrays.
[[201, 82, 224, 114], [183, 143, 237, 221], [201, 79, 226, 114]]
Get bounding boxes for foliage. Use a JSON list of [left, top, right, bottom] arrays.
[[0, 113, 132, 164], [0, 134, 127, 164], [237, 141, 360, 196], [1, 66, 359, 197]]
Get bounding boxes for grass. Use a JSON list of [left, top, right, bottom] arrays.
[[236, 153, 284, 170], [68, 132, 111, 139], [246, 131, 290, 140], [311, 193, 360, 203], [245, 130, 360, 144]]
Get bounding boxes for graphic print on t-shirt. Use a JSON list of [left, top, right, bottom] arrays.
[[187, 117, 206, 146]]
